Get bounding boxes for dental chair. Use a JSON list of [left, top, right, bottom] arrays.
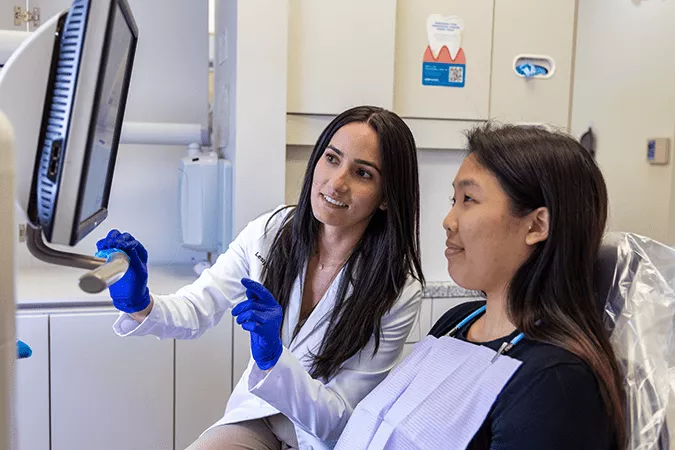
[[594, 232, 675, 449]]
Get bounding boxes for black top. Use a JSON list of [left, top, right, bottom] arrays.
[[429, 301, 617, 450]]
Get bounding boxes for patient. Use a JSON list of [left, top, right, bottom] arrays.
[[336, 124, 625, 449]]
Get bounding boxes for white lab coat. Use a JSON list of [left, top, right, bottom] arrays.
[[112, 206, 422, 450]]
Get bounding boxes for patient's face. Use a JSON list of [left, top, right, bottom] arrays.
[[442, 154, 532, 295]]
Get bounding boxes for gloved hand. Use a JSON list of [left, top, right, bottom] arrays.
[[95, 229, 151, 314], [232, 278, 283, 370]]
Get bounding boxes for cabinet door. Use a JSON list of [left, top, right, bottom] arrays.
[[50, 312, 174, 450], [287, 0, 397, 114], [175, 319, 233, 449], [394, 0, 494, 120], [14, 314, 49, 450], [0, 0, 27, 31], [489, 0, 577, 129], [26, 0, 72, 31]]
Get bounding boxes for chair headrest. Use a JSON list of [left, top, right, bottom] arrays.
[[594, 233, 643, 334]]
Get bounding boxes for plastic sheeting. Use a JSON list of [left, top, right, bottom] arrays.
[[596, 232, 675, 449]]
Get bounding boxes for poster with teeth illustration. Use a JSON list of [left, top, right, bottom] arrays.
[[422, 14, 466, 88]]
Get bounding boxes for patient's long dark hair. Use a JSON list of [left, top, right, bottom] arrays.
[[262, 106, 424, 380], [467, 124, 625, 447]]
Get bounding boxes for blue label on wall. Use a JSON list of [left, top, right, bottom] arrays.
[[647, 140, 655, 160], [422, 62, 466, 88]]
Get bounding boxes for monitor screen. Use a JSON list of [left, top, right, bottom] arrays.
[[28, 0, 137, 246], [75, 1, 135, 241]]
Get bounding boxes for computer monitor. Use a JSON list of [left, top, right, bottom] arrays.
[[0, 2, 137, 448], [29, 0, 137, 245]]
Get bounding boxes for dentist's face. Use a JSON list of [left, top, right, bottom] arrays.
[[311, 122, 386, 230]]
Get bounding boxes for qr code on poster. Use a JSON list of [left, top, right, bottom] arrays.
[[449, 66, 464, 83]]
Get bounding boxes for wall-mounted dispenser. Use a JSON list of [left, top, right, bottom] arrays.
[[513, 54, 555, 79], [178, 143, 220, 253], [177, 142, 233, 275]]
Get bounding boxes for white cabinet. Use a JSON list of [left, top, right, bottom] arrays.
[[285, 1, 578, 148], [49, 312, 174, 450], [14, 314, 49, 450], [287, 0, 397, 114], [394, 0, 495, 120], [175, 318, 233, 450], [15, 309, 237, 450], [489, 0, 577, 128]]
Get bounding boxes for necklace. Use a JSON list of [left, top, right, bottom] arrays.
[[302, 250, 352, 316], [293, 253, 351, 341], [315, 250, 351, 271]]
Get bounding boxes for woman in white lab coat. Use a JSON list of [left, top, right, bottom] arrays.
[[96, 105, 425, 450]]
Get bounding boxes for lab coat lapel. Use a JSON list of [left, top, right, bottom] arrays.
[[289, 266, 351, 353], [282, 264, 306, 347]]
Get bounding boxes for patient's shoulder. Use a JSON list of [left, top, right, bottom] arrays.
[[428, 300, 486, 337]]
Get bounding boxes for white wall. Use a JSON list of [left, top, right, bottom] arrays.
[[417, 150, 465, 282], [286, 146, 463, 282], [571, 0, 675, 244], [214, 0, 288, 236], [16, 0, 210, 268]]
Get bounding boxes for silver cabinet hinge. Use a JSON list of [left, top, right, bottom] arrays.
[[18, 223, 26, 243], [14, 5, 40, 27]]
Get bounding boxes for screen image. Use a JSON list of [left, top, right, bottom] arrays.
[[78, 2, 133, 224]]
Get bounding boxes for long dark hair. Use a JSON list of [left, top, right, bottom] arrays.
[[262, 106, 425, 380], [466, 124, 625, 447]]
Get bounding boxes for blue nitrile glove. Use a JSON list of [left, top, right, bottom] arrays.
[[95, 229, 151, 314], [516, 63, 548, 78], [17, 340, 32, 359], [232, 278, 283, 370]]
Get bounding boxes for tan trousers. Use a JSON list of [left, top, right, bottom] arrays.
[[185, 416, 298, 450]]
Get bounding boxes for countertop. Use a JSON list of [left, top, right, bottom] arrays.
[[14, 265, 479, 309], [15, 264, 198, 308]]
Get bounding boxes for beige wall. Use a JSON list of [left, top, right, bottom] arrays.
[[571, 0, 675, 244]]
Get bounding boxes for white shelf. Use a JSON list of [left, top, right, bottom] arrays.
[[287, 114, 484, 151]]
